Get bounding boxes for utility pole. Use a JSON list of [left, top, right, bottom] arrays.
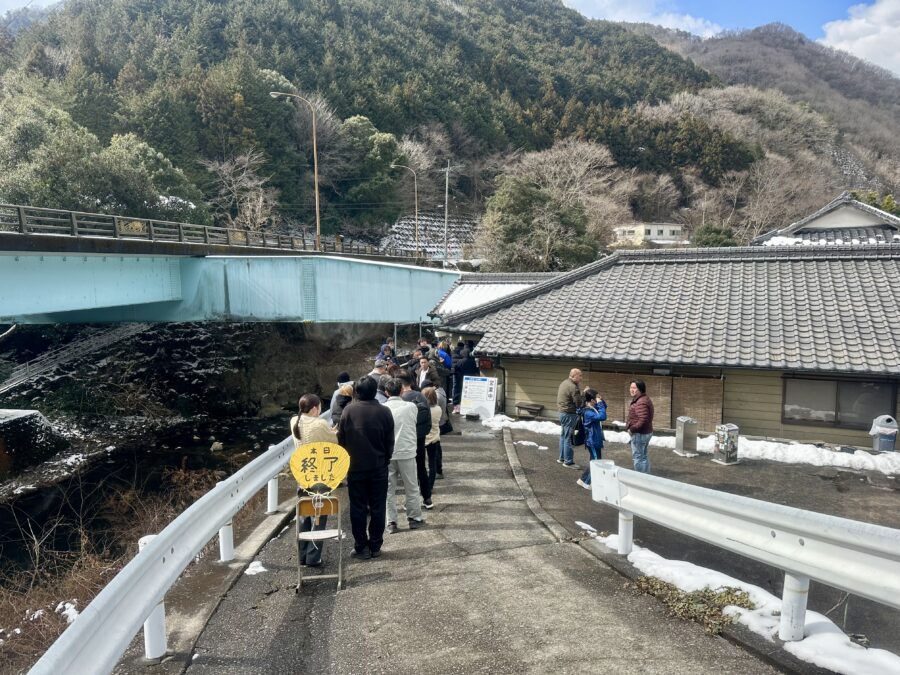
[[442, 160, 450, 263]]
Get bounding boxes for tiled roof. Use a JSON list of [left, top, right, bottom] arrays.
[[379, 212, 478, 260], [443, 246, 900, 375], [763, 227, 900, 247], [754, 192, 900, 246], [430, 272, 559, 317]]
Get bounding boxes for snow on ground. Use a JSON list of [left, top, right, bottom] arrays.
[[54, 601, 79, 624], [513, 440, 549, 450], [244, 561, 268, 575], [56, 453, 86, 467], [482, 414, 562, 435], [577, 523, 900, 675], [486, 415, 900, 476]]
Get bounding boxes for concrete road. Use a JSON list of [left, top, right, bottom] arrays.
[[509, 425, 900, 655], [182, 421, 777, 674]]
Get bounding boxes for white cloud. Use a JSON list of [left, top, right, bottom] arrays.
[[820, 0, 900, 77], [564, 0, 723, 38]]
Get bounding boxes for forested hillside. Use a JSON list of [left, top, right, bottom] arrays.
[[632, 23, 900, 191], [0, 1, 897, 270]]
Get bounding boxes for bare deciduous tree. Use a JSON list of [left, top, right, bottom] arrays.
[[201, 150, 279, 231], [503, 139, 634, 246]]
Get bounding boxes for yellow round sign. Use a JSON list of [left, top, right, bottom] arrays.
[[289, 441, 350, 493]]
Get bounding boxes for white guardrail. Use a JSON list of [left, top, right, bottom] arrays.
[[28, 436, 295, 675], [590, 460, 900, 641]]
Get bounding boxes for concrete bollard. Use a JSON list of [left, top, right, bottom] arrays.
[[219, 521, 234, 562], [779, 572, 810, 641], [138, 535, 167, 660], [266, 476, 279, 514]]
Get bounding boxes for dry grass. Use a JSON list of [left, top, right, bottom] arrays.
[[628, 576, 755, 635], [0, 461, 271, 673]]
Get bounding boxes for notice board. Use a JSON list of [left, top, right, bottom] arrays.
[[460, 376, 498, 419]]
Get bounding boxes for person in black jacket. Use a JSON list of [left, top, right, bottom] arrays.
[[452, 347, 480, 411], [398, 368, 434, 509], [337, 376, 394, 559]]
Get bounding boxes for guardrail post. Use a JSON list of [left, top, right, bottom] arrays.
[[112, 217, 120, 238], [178, 223, 184, 242], [69, 212, 77, 236], [204, 226, 210, 244], [219, 520, 234, 562], [17, 206, 27, 234], [266, 477, 279, 514], [618, 511, 634, 555], [779, 572, 810, 641], [138, 535, 167, 660], [148, 220, 155, 241]]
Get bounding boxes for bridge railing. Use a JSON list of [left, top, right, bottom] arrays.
[[0, 203, 414, 258], [590, 460, 900, 642], [28, 436, 295, 675]]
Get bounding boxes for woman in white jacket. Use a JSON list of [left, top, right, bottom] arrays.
[[290, 393, 337, 567]]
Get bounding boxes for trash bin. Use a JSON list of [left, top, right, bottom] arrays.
[[675, 416, 698, 457], [712, 423, 740, 465], [869, 415, 898, 452]]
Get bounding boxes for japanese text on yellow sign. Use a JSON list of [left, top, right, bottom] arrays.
[[290, 442, 350, 493]]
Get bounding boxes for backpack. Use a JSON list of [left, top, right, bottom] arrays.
[[571, 412, 585, 447]]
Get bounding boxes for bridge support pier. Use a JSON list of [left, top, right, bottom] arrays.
[[779, 572, 809, 641], [138, 535, 167, 660]]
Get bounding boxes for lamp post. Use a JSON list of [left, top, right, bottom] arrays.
[[269, 91, 321, 250], [391, 163, 418, 257]]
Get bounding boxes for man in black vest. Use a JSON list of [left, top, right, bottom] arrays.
[[337, 375, 394, 559]]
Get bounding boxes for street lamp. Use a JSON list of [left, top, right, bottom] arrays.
[[391, 163, 418, 256], [269, 91, 321, 251]]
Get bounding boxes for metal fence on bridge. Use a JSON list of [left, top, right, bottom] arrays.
[[0, 204, 414, 258]]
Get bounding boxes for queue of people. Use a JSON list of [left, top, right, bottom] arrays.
[[556, 369, 655, 489], [373, 336, 480, 414], [292, 341, 457, 562]]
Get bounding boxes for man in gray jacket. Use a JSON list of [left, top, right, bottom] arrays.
[[382, 378, 426, 532], [556, 368, 583, 467]]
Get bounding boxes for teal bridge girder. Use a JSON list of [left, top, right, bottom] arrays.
[[1, 253, 460, 324]]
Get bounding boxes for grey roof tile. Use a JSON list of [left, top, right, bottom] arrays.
[[443, 245, 900, 376]]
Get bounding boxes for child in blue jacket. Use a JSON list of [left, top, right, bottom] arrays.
[[577, 388, 606, 489]]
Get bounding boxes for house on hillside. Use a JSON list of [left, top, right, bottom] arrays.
[[380, 212, 478, 261], [440, 246, 900, 446], [753, 192, 900, 246], [612, 223, 689, 248]]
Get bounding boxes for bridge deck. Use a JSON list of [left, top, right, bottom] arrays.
[[117, 420, 775, 674]]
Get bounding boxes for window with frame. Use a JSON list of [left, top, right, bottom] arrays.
[[783, 377, 896, 428], [645, 228, 651, 235], [657, 229, 664, 235]]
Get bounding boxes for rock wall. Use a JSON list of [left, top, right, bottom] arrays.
[[1, 322, 391, 419], [0, 410, 69, 479]]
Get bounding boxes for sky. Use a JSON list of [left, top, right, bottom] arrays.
[[566, 0, 900, 76], [1, 0, 898, 76]]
